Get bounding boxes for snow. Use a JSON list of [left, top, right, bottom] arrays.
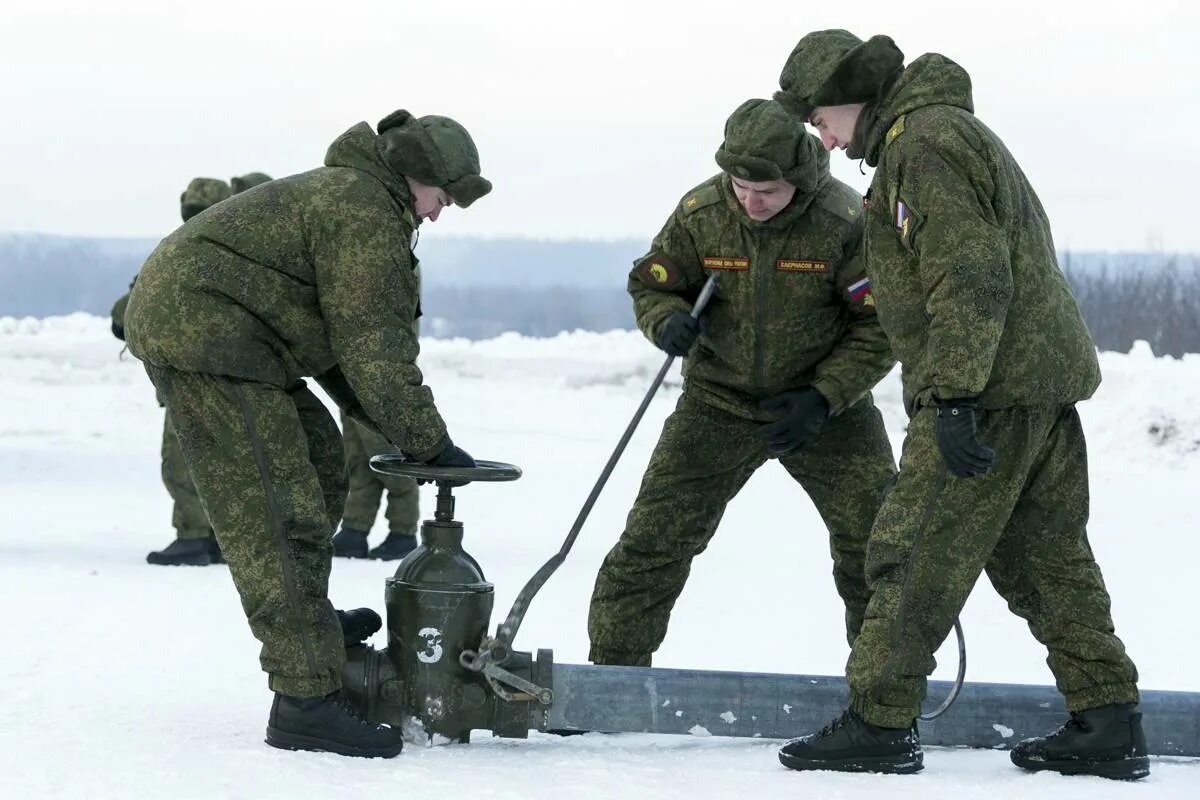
[[1, 314, 1197, 798]]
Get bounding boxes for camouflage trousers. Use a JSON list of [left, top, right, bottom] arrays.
[[340, 411, 419, 535], [161, 410, 213, 540], [588, 391, 896, 665], [145, 364, 348, 697], [848, 404, 1140, 728]]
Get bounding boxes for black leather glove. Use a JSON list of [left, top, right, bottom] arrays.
[[657, 312, 701, 357], [933, 396, 995, 478], [757, 389, 830, 456], [429, 442, 476, 469], [417, 441, 476, 486]]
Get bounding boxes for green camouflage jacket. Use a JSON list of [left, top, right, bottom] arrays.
[[125, 122, 446, 459], [860, 54, 1100, 414], [631, 153, 893, 418]]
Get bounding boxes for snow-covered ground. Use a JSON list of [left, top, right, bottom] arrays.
[[1, 314, 1197, 798]]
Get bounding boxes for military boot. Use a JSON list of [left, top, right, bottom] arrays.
[[778, 709, 923, 774], [1010, 703, 1149, 780], [367, 532, 417, 561], [207, 536, 225, 564], [336, 608, 382, 647], [265, 690, 404, 758], [332, 527, 369, 558], [146, 537, 218, 566]]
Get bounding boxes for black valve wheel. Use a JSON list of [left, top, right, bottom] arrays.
[[369, 455, 522, 485]]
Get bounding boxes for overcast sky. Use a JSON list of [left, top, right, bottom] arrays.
[[3, 0, 1196, 251]]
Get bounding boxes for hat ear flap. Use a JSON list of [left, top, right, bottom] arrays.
[[814, 35, 904, 106], [381, 128, 439, 183], [773, 90, 813, 120], [444, 174, 492, 208], [787, 134, 823, 193], [377, 109, 415, 133]]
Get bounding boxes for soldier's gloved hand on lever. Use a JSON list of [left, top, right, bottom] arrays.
[[932, 395, 995, 478], [417, 440, 476, 485], [429, 441, 475, 469], [756, 388, 830, 456], [657, 311, 702, 357]]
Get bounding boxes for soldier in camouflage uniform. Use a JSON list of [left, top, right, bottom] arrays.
[[331, 410, 421, 560], [333, 266, 423, 561], [125, 109, 490, 758], [587, 99, 897, 668], [231, 172, 274, 194], [111, 177, 234, 566], [772, 31, 1145, 780]]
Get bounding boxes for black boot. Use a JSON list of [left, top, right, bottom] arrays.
[[367, 532, 417, 561], [207, 536, 225, 564], [1010, 703, 1149, 780], [146, 537, 218, 566], [336, 608, 382, 647], [778, 709, 923, 774], [332, 527, 369, 558], [266, 690, 403, 758]]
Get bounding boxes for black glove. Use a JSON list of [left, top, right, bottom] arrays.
[[757, 389, 830, 456], [657, 312, 701, 357], [933, 396, 995, 478], [428, 442, 476, 469], [417, 441, 476, 485]]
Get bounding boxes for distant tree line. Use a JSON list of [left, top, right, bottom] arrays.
[[424, 256, 1200, 357], [421, 285, 635, 340], [1062, 254, 1200, 357], [2, 235, 1197, 355]]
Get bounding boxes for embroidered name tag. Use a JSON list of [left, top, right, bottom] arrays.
[[776, 259, 828, 272], [703, 257, 750, 271]]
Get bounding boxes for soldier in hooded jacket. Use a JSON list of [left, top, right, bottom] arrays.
[[124, 109, 491, 758], [771, 31, 1144, 780], [587, 99, 897, 667]]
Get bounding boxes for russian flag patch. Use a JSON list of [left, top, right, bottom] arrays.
[[848, 277, 872, 302]]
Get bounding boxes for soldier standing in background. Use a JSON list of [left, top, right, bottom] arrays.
[[333, 260, 423, 562], [587, 99, 897, 668], [124, 109, 489, 757], [231, 172, 274, 195], [112, 173, 275, 566], [111, 177, 233, 565], [332, 410, 421, 560], [772, 31, 1145, 779]]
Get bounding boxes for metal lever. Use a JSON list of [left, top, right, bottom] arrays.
[[481, 274, 721, 665]]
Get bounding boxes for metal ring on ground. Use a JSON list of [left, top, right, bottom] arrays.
[[917, 617, 966, 721], [369, 455, 522, 483]]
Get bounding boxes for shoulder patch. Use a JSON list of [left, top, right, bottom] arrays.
[[885, 114, 907, 148], [817, 180, 864, 225], [634, 251, 686, 290], [680, 184, 721, 217]]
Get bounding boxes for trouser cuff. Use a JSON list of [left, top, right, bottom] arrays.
[[849, 690, 917, 729], [269, 670, 341, 698], [1065, 682, 1140, 712], [588, 646, 652, 667], [176, 529, 214, 541]]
